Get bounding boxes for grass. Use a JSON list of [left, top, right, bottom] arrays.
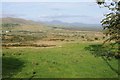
[[2, 42, 118, 78]]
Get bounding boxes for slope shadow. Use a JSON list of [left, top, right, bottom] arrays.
[[84, 44, 119, 75], [2, 57, 25, 78]]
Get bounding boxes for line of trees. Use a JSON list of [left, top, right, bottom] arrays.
[[2, 23, 20, 27]]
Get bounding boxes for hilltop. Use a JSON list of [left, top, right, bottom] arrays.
[[1, 17, 51, 31], [2, 17, 41, 25]]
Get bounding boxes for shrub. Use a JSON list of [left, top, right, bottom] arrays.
[[81, 36, 84, 38], [94, 37, 99, 40]]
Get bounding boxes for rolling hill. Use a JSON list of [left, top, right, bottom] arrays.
[[1, 17, 51, 31], [41, 20, 102, 31], [2, 17, 41, 25], [1, 17, 102, 31]]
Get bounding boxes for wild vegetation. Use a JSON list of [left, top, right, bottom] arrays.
[[1, 17, 119, 78], [97, 0, 120, 58]]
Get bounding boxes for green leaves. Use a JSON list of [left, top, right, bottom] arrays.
[[96, 0, 105, 5], [97, 0, 120, 58]]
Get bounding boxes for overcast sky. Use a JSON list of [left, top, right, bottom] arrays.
[[2, 1, 110, 24]]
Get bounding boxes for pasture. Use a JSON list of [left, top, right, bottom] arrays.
[[2, 42, 118, 78]]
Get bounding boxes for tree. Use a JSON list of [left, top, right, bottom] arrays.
[[96, 0, 120, 58]]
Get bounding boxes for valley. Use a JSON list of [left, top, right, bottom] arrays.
[[1, 17, 118, 78]]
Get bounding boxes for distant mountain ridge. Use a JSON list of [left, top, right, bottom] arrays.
[[1, 17, 102, 31], [41, 20, 102, 31], [42, 20, 101, 28]]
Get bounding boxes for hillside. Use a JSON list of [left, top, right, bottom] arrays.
[[1, 17, 52, 31], [1, 17, 102, 31], [2, 17, 41, 25]]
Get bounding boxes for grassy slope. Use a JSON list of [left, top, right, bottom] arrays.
[[1, 17, 52, 32], [2, 42, 118, 78]]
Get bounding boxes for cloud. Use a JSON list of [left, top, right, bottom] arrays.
[[38, 14, 103, 24], [1, 0, 96, 2], [51, 8, 62, 11], [1, 13, 25, 18], [39, 15, 90, 19]]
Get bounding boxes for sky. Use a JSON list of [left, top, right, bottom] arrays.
[[1, 0, 100, 2], [1, 1, 110, 24]]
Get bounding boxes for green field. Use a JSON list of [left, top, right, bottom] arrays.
[[2, 42, 118, 78]]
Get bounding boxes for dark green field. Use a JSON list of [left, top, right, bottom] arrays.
[[2, 42, 118, 78]]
